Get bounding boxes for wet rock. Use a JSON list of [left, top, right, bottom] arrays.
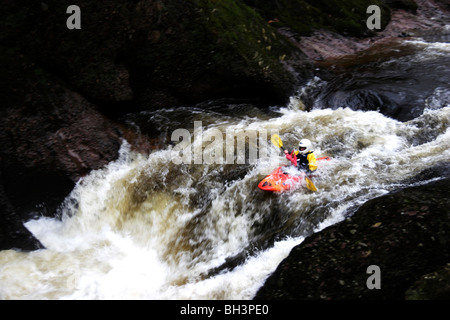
[[0, 51, 149, 251], [254, 177, 450, 299], [2, 0, 308, 114], [405, 264, 450, 300], [285, 0, 450, 121], [328, 89, 395, 114], [0, 165, 45, 251]]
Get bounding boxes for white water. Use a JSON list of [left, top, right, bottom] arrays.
[[1, 104, 448, 300], [1, 39, 449, 300]]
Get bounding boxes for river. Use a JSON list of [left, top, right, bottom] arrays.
[[0, 31, 449, 300]]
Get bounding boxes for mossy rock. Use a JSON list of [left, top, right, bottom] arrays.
[[243, 0, 391, 37], [2, 0, 310, 110], [125, 0, 306, 107], [1, 0, 395, 111]]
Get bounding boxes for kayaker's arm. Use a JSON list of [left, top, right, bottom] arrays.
[[284, 150, 297, 166]]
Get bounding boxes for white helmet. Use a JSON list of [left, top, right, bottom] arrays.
[[298, 139, 312, 155]]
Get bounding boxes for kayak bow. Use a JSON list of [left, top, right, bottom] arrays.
[[258, 156, 331, 192]]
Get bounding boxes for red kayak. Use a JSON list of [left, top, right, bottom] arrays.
[[258, 156, 331, 192]]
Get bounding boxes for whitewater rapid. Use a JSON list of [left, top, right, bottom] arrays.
[[1, 37, 449, 300], [1, 103, 448, 300]]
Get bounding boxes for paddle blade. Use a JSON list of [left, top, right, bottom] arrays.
[[271, 134, 283, 149], [305, 177, 318, 192]]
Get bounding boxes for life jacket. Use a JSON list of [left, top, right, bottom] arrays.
[[292, 151, 317, 172]]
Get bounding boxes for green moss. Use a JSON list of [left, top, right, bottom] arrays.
[[1, 0, 394, 109], [196, 0, 293, 78], [243, 0, 391, 37], [127, 0, 299, 102]]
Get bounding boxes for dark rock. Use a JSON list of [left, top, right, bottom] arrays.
[[2, 0, 309, 114], [0, 50, 150, 251], [328, 89, 396, 114], [405, 264, 450, 300], [254, 177, 450, 299], [0, 56, 123, 181], [293, 0, 449, 61], [0, 163, 45, 251], [243, 0, 391, 37], [382, 0, 418, 13]]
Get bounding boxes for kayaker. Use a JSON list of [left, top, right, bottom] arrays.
[[284, 139, 317, 173]]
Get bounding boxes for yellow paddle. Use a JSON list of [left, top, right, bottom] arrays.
[[305, 175, 318, 192], [271, 134, 317, 192], [271, 134, 284, 150]]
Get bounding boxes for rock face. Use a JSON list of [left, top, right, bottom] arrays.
[[0, 58, 133, 250], [254, 177, 450, 300], [1, 0, 311, 113]]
